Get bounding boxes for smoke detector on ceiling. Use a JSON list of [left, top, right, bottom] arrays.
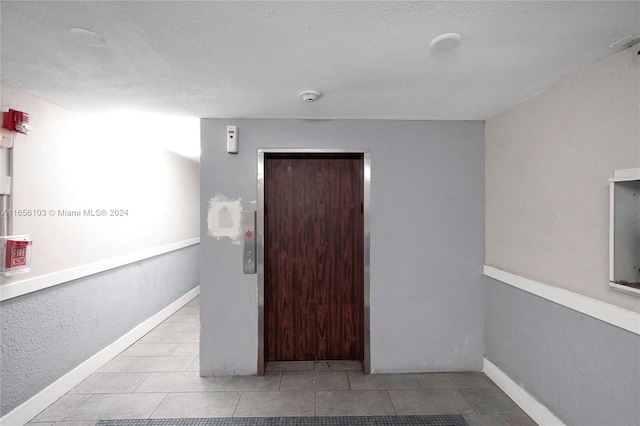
[[68, 28, 105, 47], [609, 33, 640, 50], [430, 33, 462, 51], [299, 90, 322, 103]]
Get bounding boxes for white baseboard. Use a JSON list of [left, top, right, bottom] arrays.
[[483, 357, 565, 426], [0, 286, 200, 426]]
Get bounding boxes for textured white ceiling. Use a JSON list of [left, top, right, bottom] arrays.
[[1, 1, 639, 120]]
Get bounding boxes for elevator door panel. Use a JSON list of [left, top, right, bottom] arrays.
[[265, 154, 364, 361]]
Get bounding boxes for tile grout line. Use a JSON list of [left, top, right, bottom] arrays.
[[409, 373, 420, 390], [131, 372, 152, 393], [146, 392, 169, 420], [455, 388, 481, 415], [163, 342, 183, 357], [500, 413, 512, 423], [230, 390, 243, 418], [386, 390, 400, 416], [52, 393, 92, 423]]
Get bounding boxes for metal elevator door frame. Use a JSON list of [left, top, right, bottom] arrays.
[[256, 149, 371, 375]]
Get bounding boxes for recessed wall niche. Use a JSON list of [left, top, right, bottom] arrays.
[[610, 168, 640, 295]]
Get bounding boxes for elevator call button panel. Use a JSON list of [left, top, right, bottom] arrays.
[[242, 210, 256, 274]]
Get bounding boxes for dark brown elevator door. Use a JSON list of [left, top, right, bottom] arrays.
[[265, 154, 364, 361]]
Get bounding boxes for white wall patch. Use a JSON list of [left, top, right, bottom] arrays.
[[207, 195, 242, 242]]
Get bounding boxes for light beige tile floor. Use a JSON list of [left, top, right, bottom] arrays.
[[27, 296, 537, 425]]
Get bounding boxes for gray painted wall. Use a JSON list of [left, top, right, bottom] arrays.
[[200, 119, 485, 375], [0, 245, 199, 416], [485, 277, 640, 425]]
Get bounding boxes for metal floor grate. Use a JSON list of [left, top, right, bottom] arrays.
[[97, 416, 468, 426]]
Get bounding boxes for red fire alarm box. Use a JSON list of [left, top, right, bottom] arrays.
[[1, 235, 32, 276], [2, 109, 31, 134]]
